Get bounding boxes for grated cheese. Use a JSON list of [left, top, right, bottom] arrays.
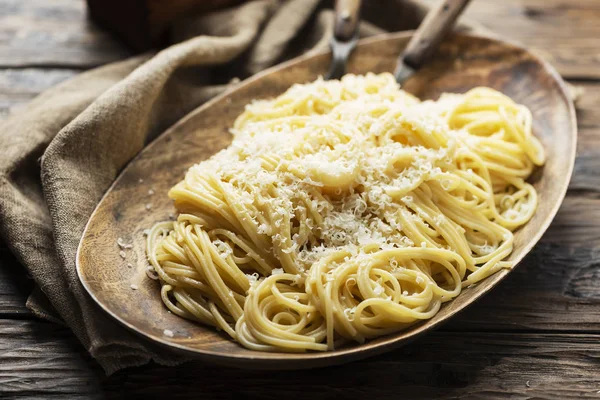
[[117, 237, 133, 249], [163, 329, 174, 338]]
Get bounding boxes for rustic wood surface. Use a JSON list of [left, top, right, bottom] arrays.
[[1, 0, 599, 398]]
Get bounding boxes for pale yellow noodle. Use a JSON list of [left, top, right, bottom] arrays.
[[146, 73, 544, 351]]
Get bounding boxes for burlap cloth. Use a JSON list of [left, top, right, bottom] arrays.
[[0, 0, 484, 374]]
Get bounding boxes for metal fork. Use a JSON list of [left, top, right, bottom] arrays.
[[325, 0, 362, 80]]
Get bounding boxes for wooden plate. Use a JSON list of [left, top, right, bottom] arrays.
[[76, 32, 576, 369]]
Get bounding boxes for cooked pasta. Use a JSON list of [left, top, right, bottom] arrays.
[[146, 73, 544, 351]]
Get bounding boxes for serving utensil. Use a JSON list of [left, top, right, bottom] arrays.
[[325, 0, 361, 80], [77, 32, 576, 369], [395, 0, 472, 83]]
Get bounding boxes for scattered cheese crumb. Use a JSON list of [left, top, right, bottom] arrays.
[[119, 250, 126, 259], [138, 178, 143, 183], [271, 268, 284, 275], [126, 263, 133, 268], [246, 272, 259, 287], [344, 307, 357, 321], [148, 189, 155, 195], [130, 284, 139, 290], [145, 203, 152, 210], [117, 237, 133, 249], [434, 214, 445, 226], [163, 329, 174, 338]]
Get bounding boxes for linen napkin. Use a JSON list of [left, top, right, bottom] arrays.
[[0, 0, 478, 374]]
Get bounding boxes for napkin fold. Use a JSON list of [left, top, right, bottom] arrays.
[[0, 0, 477, 374]]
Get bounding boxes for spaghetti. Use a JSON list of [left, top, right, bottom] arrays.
[[146, 73, 544, 351]]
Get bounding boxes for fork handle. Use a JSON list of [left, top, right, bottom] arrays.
[[401, 0, 472, 69], [333, 0, 361, 42]]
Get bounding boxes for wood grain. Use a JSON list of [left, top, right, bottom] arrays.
[[1, 320, 600, 398], [0, 68, 78, 119], [572, 82, 600, 192], [0, 0, 130, 68], [76, 32, 576, 368], [444, 0, 600, 79], [0, 244, 32, 317], [0, 0, 599, 397]]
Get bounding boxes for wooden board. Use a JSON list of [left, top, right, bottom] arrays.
[[1, 320, 599, 398], [1, 0, 600, 397], [441, 0, 600, 79], [0, 244, 32, 317], [0, 68, 78, 119], [0, 0, 130, 68]]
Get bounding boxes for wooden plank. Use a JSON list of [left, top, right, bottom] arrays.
[[0, 68, 79, 119], [0, 270, 30, 317], [0, 0, 130, 68], [0, 0, 597, 397], [0, 321, 100, 397], [459, 0, 600, 79], [0, 244, 32, 317], [0, 320, 599, 398], [571, 82, 600, 192]]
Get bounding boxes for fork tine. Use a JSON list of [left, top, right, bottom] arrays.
[[325, 0, 362, 80]]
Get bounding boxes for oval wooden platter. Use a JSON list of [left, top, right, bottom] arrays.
[[76, 32, 576, 369]]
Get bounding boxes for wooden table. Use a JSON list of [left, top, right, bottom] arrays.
[[1, 0, 599, 398]]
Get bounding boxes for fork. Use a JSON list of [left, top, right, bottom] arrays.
[[325, 0, 362, 80], [394, 0, 472, 84]]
